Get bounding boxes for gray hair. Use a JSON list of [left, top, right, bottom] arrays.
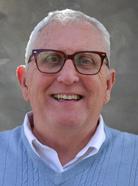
[[25, 9, 110, 64]]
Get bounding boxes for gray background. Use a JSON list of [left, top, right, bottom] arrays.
[[0, 0, 138, 133]]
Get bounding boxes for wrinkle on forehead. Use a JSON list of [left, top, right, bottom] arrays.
[[33, 21, 107, 53]]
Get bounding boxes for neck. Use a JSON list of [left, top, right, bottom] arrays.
[[32, 121, 98, 165]]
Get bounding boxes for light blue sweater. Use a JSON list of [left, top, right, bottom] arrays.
[[0, 125, 138, 186]]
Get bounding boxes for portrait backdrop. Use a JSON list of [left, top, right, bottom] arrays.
[[0, 0, 138, 133]]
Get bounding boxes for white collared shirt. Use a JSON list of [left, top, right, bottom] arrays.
[[23, 112, 106, 172]]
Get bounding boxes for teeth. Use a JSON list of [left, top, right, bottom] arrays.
[[52, 94, 82, 101]]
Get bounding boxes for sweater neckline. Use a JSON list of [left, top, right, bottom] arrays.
[[21, 124, 111, 185]]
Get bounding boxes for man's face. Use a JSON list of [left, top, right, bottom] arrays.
[[18, 22, 115, 134]]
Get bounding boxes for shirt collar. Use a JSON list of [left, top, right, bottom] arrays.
[[23, 112, 106, 168], [75, 115, 105, 158], [23, 112, 39, 154]]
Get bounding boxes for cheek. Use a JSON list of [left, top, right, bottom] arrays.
[[26, 72, 56, 101], [83, 76, 107, 102], [83, 76, 103, 93], [25, 72, 41, 101]]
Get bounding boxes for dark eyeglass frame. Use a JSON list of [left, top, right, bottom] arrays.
[[28, 49, 109, 75]]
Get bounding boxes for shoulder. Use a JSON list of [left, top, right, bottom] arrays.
[[0, 126, 23, 150], [105, 125, 138, 139], [105, 125, 138, 151], [0, 126, 22, 139]]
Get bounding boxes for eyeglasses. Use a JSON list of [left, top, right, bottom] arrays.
[[28, 49, 109, 75]]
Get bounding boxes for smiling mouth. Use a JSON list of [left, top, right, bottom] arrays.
[[51, 94, 83, 101]]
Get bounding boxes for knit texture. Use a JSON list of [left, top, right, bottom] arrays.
[[0, 125, 138, 186]]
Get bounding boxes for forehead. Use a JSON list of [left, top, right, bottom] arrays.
[[33, 21, 107, 53]]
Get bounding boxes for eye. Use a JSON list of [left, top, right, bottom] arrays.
[[80, 56, 94, 64], [75, 54, 97, 69], [41, 53, 61, 64], [48, 54, 60, 63], [37, 52, 64, 69]]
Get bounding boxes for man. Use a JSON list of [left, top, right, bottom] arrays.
[[0, 9, 138, 186]]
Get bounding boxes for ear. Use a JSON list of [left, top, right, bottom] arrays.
[[16, 65, 29, 101], [104, 69, 116, 104]]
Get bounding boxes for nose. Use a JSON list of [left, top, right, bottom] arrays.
[[57, 60, 79, 85]]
